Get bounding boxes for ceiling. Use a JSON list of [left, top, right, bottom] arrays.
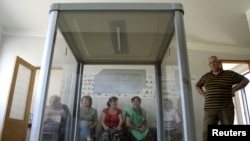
[[57, 3, 176, 64], [1, 0, 250, 51]]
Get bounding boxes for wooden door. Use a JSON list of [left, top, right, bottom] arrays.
[[1, 56, 36, 141]]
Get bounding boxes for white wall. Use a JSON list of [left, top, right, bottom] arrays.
[[0, 34, 250, 140], [0, 26, 3, 47]]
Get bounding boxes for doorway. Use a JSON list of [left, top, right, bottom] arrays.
[[221, 60, 250, 124], [1, 56, 36, 141]]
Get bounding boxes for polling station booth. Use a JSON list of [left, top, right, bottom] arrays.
[[29, 3, 196, 141]]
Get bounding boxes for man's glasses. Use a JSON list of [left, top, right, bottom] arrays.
[[208, 61, 218, 65]]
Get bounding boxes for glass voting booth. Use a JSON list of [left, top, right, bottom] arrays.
[[30, 3, 196, 141]]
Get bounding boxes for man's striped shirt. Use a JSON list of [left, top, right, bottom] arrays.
[[196, 70, 245, 110]]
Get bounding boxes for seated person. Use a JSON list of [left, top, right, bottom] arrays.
[[99, 96, 123, 141], [123, 96, 156, 141], [79, 95, 98, 141], [42, 95, 70, 141], [163, 98, 182, 141]]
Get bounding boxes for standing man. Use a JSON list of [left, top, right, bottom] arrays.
[[196, 56, 249, 141]]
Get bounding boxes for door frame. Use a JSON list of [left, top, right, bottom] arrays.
[[221, 59, 250, 124], [1, 56, 37, 141]]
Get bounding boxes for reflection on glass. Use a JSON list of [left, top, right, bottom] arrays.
[[40, 29, 77, 141], [42, 95, 70, 141], [160, 37, 184, 141], [162, 98, 183, 141]]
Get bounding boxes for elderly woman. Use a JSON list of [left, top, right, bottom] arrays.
[[44, 95, 66, 121], [79, 95, 98, 141], [123, 96, 156, 141], [100, 96, 123, 141], [163, 98, 182, 141], [43, 95, 70, 141]]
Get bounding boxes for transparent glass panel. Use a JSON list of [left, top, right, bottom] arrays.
[[58, 10, 174, 64], [41, 29, 78, 141], [243, 72, 250, 124], [78, 64, 157, 141], [160, 37, 183, 141]]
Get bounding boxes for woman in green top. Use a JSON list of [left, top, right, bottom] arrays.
[[123, 96, 156, 141], [79, 95, 98, 141]]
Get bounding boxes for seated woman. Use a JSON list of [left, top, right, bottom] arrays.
[[79, 95, 98, 141], [163, 98, 182, 141], [99, 96, 123, 141], [42, 95, 70, 141], [123, 96, 156, 141]]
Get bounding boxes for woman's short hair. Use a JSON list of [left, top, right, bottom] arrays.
[[163, 98, 173, 108], [131, 96, 141, 103], [107, 96, 118, 107], [81, 95, 92, 107], [49, 95, 61, 105]]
